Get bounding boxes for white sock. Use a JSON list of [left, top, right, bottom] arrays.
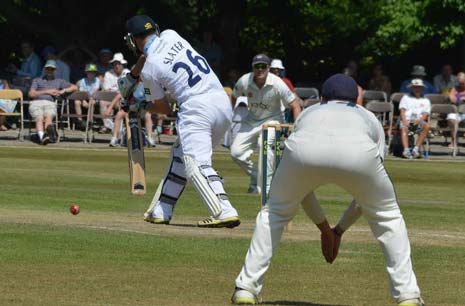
[[38, 131, 44, 140]]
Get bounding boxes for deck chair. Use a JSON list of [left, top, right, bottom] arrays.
[[362, 90, 388, 106], [428, 104, 458, 156], [295, 87, 319, 99], [89, 91, 118, 143], [61, 91, 91, 143], [425, 93, 448, 105], [365, 101, 394, 152], [0, 89, 24, 140]]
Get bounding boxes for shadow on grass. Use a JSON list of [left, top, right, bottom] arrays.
[[263, 301, 348, 306], [169, 223, 198, 228]]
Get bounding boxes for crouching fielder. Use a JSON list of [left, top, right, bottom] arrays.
[[231, 74, 425, 306], [121, 15, 240, 228]]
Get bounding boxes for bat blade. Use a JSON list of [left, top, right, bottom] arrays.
[[126, 112, 146, 195]]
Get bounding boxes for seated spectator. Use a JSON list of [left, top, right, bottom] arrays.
[[0, 78, 11, 131], [100, 52, 130, 134], [41, 45, 71, 82], [270, 59, 300, 122], [368, 64, 392, 95], [28, 60, 77, 145], [74, 63, 101, 130], [6, 41, 42, 79], [434, 64, 458, 94], [399, 79, 431, 159], [446, 72, 465, 148], [104, 84, 156, 147], [96, 48, 113, 77], [343, 67, 363, 105], [400, 65, 436, 94]]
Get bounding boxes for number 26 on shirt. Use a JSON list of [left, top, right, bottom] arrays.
[[172, 49, 211, 87]]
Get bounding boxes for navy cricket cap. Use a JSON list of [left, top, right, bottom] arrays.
[[252, 54, 271, 66], [321, 73, 358, 102], [126, 15, 157, 36]]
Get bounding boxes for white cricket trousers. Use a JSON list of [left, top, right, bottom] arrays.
[[235, 133, 421, 303], [230, 118, 280, 189]]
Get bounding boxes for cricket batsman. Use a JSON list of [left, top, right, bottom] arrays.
[[231, 74, 425, 306], [119, 15, 240, 228]]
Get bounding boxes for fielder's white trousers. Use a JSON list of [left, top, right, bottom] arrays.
[[230, 118, 280, 189], [235, 132, 421, 303]]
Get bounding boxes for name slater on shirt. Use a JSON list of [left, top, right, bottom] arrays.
[[163, 41, 184, 65]]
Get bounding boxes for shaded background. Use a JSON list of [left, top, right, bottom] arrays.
[[1, 0, 465, 89]]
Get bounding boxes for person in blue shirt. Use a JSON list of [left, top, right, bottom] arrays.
[[399, 65, 437, 95], [7, 41, 42, 79]]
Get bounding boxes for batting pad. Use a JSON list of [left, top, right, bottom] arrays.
[[183, 155, 222, 217]]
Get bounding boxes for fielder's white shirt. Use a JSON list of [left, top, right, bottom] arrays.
[[232, 72, 295, 123], [141, 30, 224, 104], [103, 68, 130, 92], [399, 95, 431, 121]]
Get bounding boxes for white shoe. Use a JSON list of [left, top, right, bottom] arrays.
[[231, 288, 261, 305], [109, 137, 119, 147], [146, 136, 156, 147], [412, 147, 420, 158], [402, 149, 412, 159]]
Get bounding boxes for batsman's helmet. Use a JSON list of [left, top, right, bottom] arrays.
[[321, 73, 358, 103]]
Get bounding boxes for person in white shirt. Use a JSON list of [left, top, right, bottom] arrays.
[[231, 74, 425, 306], [230, 54, 301, 193], [120, 15, 240, 228], [398, 79, 431, 159], [99, 53, 130, 133], [74, 63, 101, 130]]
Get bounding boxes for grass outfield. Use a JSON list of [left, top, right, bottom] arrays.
[[1, 146, 465, 306]]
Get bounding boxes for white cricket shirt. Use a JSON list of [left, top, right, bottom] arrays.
[[232, 72, 295, 122], [141, 30, 224, 104]]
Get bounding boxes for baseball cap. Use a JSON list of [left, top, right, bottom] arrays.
[[252, 54, 271, 66], [41, 45, 56, 58], [270, 59, 285, 70], [408, 78, 425, 88], [44, 59, 57, 69], [321, 73, 358, 102], [410, 65, 427, 76], [126, 15, 157, 36], [109, 52, 128, 65], [99, 48, 113, 55], [85, 63, 98, 72]]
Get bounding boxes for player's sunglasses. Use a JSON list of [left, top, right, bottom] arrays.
[[253, 64, 268, 70]]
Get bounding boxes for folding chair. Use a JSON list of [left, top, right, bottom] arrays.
[[425, 93, 448, 105], [89, 91, 118, 143], [62, 91, 91, 143], [428, 104, 458, 156], [0, 89, 24, 140], [362, 90, 388, 106], [390, 92, 406, 118], [294, 87, 319, 99], [365, 101, 394, 152], [456, 104, 465, 154]]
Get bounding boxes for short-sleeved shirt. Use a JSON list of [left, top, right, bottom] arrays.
[[17, 52, 42, 78], [78, 77, 101, 94], [103, 69, 130, 92], [30, 77, 71, 101], [399, 94, 431, 121], [232, 72, 296, 122], [141, 30, 225, 104]]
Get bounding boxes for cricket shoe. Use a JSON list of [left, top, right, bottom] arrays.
[[197, 216, 240, 228], [247, 185, 260, 194], [144, 213, 170, 225], [402, 149, 413, 159], [398, 297, 426, 306], [231, 287, 261, 305]]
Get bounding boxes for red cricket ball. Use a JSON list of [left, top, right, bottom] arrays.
[[69, 204, 80, 215]]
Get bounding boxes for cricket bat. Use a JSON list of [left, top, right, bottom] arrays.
[[125, 111, 146, 195]]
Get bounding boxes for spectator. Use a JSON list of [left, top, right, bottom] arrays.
[[41, 45, 71, 82], [6, 41, 42, 79], [446, 72, 465, 149], [230, 54, 301, 193], [100, 52, 130, 134], [269, 59, 300, 123], [96, 48, 113, 76], [399, 79, 431, 159], [434, 64, 458, 94], [368, 64, 392, 95], [343, 67, 363, 105], [197, 30, 222, 76], [74, 63, 101, 130], [400, 65, 436, 94], [28, 60, 77, 145], [104, 83, 156, 147], [0, 78, 11, 131]]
